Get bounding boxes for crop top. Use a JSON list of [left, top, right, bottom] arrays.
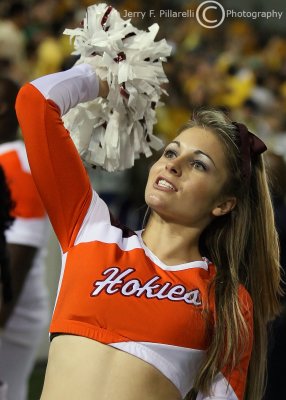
[[15, 64, 253, 399]]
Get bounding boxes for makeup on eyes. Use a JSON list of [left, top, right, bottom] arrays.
[[164, 141, 214, 171]]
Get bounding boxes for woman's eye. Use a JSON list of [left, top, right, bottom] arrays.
[[191, 160, 207, 171], [164, 149, 177, 158]]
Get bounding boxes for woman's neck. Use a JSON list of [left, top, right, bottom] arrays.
[[142, 213, 203, 266]]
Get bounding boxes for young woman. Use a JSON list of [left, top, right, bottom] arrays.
[[15, 63, 281, 400], [0, 77, 50, 400]]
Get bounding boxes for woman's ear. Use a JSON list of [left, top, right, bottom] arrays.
[[212, 197, 237, 217]]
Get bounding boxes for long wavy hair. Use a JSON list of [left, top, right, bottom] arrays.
[[180, 110, 281, 400]]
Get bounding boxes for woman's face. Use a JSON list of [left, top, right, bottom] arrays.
[[145, 126, 235, 228]]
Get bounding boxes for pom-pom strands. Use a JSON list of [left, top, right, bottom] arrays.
[[63, 3, 172, 171]]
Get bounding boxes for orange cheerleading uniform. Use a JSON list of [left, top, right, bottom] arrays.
[[0, 141, 45, 220], [0, 140, 49, 337], [15, 64, 253, 399]]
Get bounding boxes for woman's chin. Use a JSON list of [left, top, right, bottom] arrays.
[[145, 193, 166, 210]]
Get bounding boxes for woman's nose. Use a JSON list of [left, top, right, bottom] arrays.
[[165, 159, 182, 176]]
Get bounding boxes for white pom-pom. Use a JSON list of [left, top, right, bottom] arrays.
[[62, 3, 171, 172]]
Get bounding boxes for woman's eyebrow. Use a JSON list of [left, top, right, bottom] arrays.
[[169, 140, 180, 147], [169, 141, 217, 168]]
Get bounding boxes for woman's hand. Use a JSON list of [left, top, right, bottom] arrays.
[[98, 79, 109, 98]]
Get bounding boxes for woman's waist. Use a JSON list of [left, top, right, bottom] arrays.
[[43, 335, 182, 400]]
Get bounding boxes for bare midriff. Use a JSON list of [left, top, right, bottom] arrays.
[[40, 335, 182, 400]]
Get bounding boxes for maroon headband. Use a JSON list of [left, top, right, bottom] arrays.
[[232, 122, 267, 181]]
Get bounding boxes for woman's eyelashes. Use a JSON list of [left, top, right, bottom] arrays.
[[190, 160, 208, 171], [163, 148, 208, 171], [163, 148, 177, 158]]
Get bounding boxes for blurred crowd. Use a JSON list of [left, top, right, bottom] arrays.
[[1, 0, 285, 207], [0, 0, 286, 153]]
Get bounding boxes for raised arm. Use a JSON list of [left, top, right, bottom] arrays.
[[15, 64, 100, 252]]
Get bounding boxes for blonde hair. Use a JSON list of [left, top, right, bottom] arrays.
[[181, 110, 281, 400]]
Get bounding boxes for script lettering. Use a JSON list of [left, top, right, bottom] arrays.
[[91, 267, 202, 306]]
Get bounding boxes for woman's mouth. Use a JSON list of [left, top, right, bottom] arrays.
[[155, 178, 177, 191]]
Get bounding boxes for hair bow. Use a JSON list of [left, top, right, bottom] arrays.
[[232, 122, 267, 181]]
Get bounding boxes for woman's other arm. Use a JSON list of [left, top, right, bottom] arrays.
[[15, 64, 101, 252], [197, 287, 253, 400]]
